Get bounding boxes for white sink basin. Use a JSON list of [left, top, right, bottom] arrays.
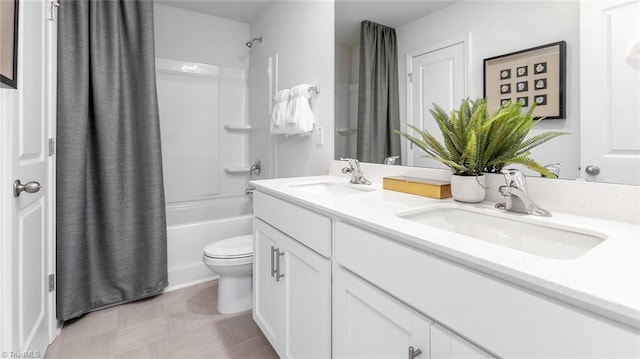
[[397, 207, 606, 260], [289, 182, 375, 196]]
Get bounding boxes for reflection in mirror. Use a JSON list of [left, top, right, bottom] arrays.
[[335, 0, 640, 185], [354, 20, 401, 164]]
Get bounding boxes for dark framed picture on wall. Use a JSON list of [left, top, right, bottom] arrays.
[[483, 41, 566, 119], [0, 0, 19, 89]]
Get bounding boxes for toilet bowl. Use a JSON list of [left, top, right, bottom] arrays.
[[203, 234, 253, 314]]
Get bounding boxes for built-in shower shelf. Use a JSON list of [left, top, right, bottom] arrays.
[[224, 167, 251, 174], [336, 128, 357, 136], [224, 124, 252, 132]]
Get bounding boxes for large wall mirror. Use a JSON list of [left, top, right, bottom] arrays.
[[335, 0, 640, 186]]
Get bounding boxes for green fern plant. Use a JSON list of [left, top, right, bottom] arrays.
[[396, 98, 567, 178]]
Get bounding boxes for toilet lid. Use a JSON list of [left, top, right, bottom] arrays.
[[204, 235, 253, 258]]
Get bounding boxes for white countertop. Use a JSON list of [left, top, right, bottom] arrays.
[[250, 175, 640, 330]]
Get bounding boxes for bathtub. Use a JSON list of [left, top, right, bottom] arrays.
[[165, 196, 253, 290]]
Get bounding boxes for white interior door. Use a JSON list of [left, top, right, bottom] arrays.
[[580, 0, 640, 185], [407, 39, 467, 168], [1, 0, 54, 354]]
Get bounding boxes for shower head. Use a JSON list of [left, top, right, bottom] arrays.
[[245, 37, 262, 48]]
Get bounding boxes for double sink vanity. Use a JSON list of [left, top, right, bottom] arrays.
[[250, 168, 640, 358]]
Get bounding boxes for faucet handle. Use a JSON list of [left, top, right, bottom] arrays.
[[339, 158, 359, 170], [500, 168, 527, 189]]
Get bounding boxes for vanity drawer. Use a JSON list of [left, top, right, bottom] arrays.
[[334, 221, 640, 358], [254, 191, 331, 257]]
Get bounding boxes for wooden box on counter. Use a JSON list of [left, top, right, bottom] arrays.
[[382, 176, 451, 199]]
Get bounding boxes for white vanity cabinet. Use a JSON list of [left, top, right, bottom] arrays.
[[333, 266, 492, 359], [253, 191, 331, 359], [430, 324, 494, 359], [334, 221, 640, 358], [333, 266, 431, 358]]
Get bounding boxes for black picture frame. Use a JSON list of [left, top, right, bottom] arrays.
[[0, 0, 19, 89], [483, 41, 566, 119]]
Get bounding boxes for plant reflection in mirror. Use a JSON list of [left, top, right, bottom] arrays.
[[396, 98, 567, 178]]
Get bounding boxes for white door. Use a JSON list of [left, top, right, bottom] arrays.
[[431, 323, 495, 359], [1, 0, 55, 355], [580, 0, 640, 185], [284, 237, 330, 359], [253, 219, 285, 356], [332, 267, 431, 359], [407, 39, 467, 168]]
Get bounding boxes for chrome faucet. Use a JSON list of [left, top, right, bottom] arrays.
[[384, 155, 400, 165], [340, 158, 371, 185], [542, 163, 561, 178], [495, 169, 551, 217]]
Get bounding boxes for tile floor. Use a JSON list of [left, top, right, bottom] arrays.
[[43, 280, 278, 359]]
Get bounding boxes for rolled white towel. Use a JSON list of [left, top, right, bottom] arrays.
[[286, 84, 314, 136], [626, 32, 640, 71], [270, 89, 291, 134]]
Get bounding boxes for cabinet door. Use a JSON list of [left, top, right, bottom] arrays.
[[431, 323, 495, 359], [284, 237, 331, 359], [333, 267, 431, 359], [253, 219, 285, 355]]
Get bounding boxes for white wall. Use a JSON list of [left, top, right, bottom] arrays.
[[249, 1, 335, 178], [154, 4, 250, 69], [396, 1, 580, 179]]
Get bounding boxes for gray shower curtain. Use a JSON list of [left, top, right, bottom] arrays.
[[56, 0, 168, 321], [356, 20, 401, 163]]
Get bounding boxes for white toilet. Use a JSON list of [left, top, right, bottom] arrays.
[[202, 234, 254, 314]]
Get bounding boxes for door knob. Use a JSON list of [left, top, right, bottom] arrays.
[[585, 165, 600, 176], [14, 180, 41, 197]]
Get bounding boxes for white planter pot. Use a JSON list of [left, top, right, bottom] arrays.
[[451, 174, 487, 203]]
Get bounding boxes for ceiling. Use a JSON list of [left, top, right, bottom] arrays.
[[154, 0, 271, 23], [155, 0, 456, 46]]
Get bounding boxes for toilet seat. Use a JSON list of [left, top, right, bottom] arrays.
[[203, 254, 253, 267], [204, 234, 253, 259]]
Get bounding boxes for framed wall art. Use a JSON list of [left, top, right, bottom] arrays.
[[483, 41, 566, 119], [0, 0, 19, 89]]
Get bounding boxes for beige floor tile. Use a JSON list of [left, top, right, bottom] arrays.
[[61, 306, 120, 344], [215, 312, 263, 347], [58, 331, 117, 359], [226, 335, 279, 359], [169, 323, 222, 358], [161, 281, 216, 316], [43, 337, 62, 359], [54, 281, 276, 359], [114, 339, 171, 359], [118, 295, 165, 329], [115, 317, 169, 355], [166, 308, 215, 339]]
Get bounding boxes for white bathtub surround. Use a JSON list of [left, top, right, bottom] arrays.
[[156, 58, 251, 203], [329, 160, 640, 225]]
